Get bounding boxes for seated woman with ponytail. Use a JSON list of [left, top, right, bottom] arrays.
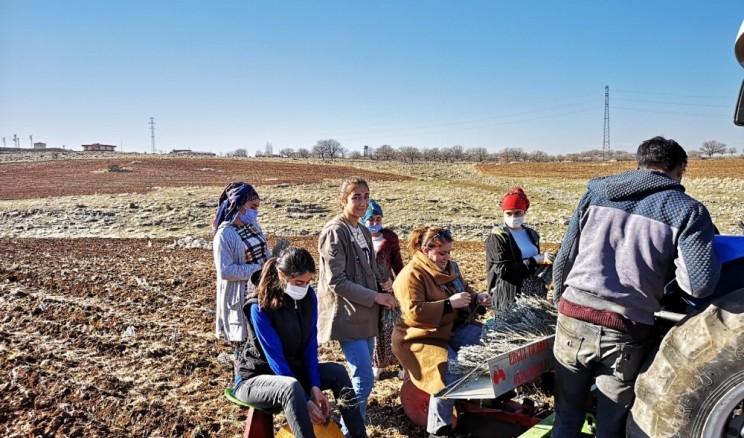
[[234, 247, 367, 438]]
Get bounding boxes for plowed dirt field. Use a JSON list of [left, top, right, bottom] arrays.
[[0, 237, 491, 438], [476, 158, 744, 179], [0, 157, 410, 200]]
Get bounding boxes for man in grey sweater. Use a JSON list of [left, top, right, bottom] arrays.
[[551, 136, 721, 437]]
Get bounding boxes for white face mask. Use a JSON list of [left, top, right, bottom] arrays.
[[284, 283, 309, 301], [504, 215, 524, 229]]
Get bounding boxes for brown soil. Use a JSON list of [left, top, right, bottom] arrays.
[[475, 158, 744, 179], [1, 236, 506, 438], [0, 158, 411, 200]]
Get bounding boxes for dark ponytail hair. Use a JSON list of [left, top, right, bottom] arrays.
[[256, 246, 316, 309], [408, 226, 454, 254]]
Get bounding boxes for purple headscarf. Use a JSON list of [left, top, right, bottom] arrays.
[[211, 182, 260, 235]]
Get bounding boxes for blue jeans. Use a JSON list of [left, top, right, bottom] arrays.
[[552, 314, 651, 438], [234, 362, 366, 438], [338, 337, 375, 431], [427, 323, 482, 434]]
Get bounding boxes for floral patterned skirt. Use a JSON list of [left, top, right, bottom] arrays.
[[373, 307, 401, 368]]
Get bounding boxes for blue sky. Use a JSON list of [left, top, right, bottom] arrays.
[[1, 1, 742, 155]]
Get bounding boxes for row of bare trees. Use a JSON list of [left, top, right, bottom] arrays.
[[699, 140, 737, 158], [232, 139, 739, 163]]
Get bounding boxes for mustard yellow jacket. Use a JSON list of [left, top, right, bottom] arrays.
[[392, 251, 477, 394]]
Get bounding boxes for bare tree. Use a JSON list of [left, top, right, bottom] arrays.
[[375, 144, 397, 161], [728, 147, 738, 156], [422, 147, 441, 162], [297, 148, 310, 159], [398, 146, 420, 164], [279, 147, 295, 158], [449, 145, 465, 161], [312, 144, 326, 160], [528, 150, 550, 163], [348, 150, 362, 159], [700, 140, 727, 158], [467, 147, 489, 162], [233, 148, 248, 157], [577, 149, 604, 162], [315, 139, 343, 161], [498, 147, 525, 163], [612, 150, 635, 162], [265, 142, 274, 157], [440, 147, 454, 163]]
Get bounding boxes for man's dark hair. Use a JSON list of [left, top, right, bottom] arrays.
[[636, 136, 688, 172]]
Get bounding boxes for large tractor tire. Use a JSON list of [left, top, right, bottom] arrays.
[[627, 288, 744, 437]]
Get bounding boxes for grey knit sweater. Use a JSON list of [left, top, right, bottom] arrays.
[[553, 169, 721, 325]]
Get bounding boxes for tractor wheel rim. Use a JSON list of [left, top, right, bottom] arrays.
[[703, 380, 744, 438]]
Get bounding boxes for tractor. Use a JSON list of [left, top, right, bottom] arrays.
[[398, 20, 744, 437]]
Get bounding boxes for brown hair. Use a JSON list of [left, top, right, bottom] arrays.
[[408, 226, 454, 254], [337, 176, 369, 211]]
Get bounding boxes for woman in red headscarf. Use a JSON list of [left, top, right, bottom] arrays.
[[485, 187, 555, 310]]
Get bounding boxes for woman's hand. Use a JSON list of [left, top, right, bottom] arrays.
[[306, 399, 325, 424], [477, 292, 492, 308], [310, 387, 330, 423], [380, 278, 393, 293], [375, 292, 398, 309], [449, 292, 471, 309]]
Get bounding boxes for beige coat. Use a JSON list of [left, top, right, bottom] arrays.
[[317, 216, 380, 343], [392, 252, 477, 395]]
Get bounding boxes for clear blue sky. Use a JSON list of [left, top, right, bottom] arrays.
[[1, 1, 742, 155]]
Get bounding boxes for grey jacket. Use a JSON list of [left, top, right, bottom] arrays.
[[317, 216, 380, 342], [213, 221, 265, 341], [553, 169, 721, 325]]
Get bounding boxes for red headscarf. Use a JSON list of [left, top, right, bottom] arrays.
[[501, 187, 530, 211]]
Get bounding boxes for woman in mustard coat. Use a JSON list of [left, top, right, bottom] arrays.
[[391, 226, 491, 438]]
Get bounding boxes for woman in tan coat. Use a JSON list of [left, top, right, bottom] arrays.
[[317, 176, 398, 431], [392, 227, 491, 438]]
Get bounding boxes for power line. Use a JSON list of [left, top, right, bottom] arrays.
[[613, 97, 728, 109], [613, 89, 729, 100], [613, 106, 728, 118]]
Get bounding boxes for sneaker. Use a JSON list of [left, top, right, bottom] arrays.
[[372, 367, 382, 380], [428, 425, 455, 438]]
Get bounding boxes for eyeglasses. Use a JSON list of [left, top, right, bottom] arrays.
[[422, 229, 452, 249]]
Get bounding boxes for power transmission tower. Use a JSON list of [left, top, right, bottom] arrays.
[[603, 85, 610, 162], [29, 135, 33, 147], [13, 134, 19, 148], [149, 117, 156, 153]]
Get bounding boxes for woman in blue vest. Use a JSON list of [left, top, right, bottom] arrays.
[[233, 246, 367, 438]]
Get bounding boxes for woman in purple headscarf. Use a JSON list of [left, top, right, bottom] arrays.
[[212, 182, 271, 344]]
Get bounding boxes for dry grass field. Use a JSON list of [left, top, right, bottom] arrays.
[[1, 153, 743, 437]]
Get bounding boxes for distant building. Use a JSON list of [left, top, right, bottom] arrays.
[[33, 142, 47, 149], [170, 148, 216, 156], [82, 143, 116, 152]]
